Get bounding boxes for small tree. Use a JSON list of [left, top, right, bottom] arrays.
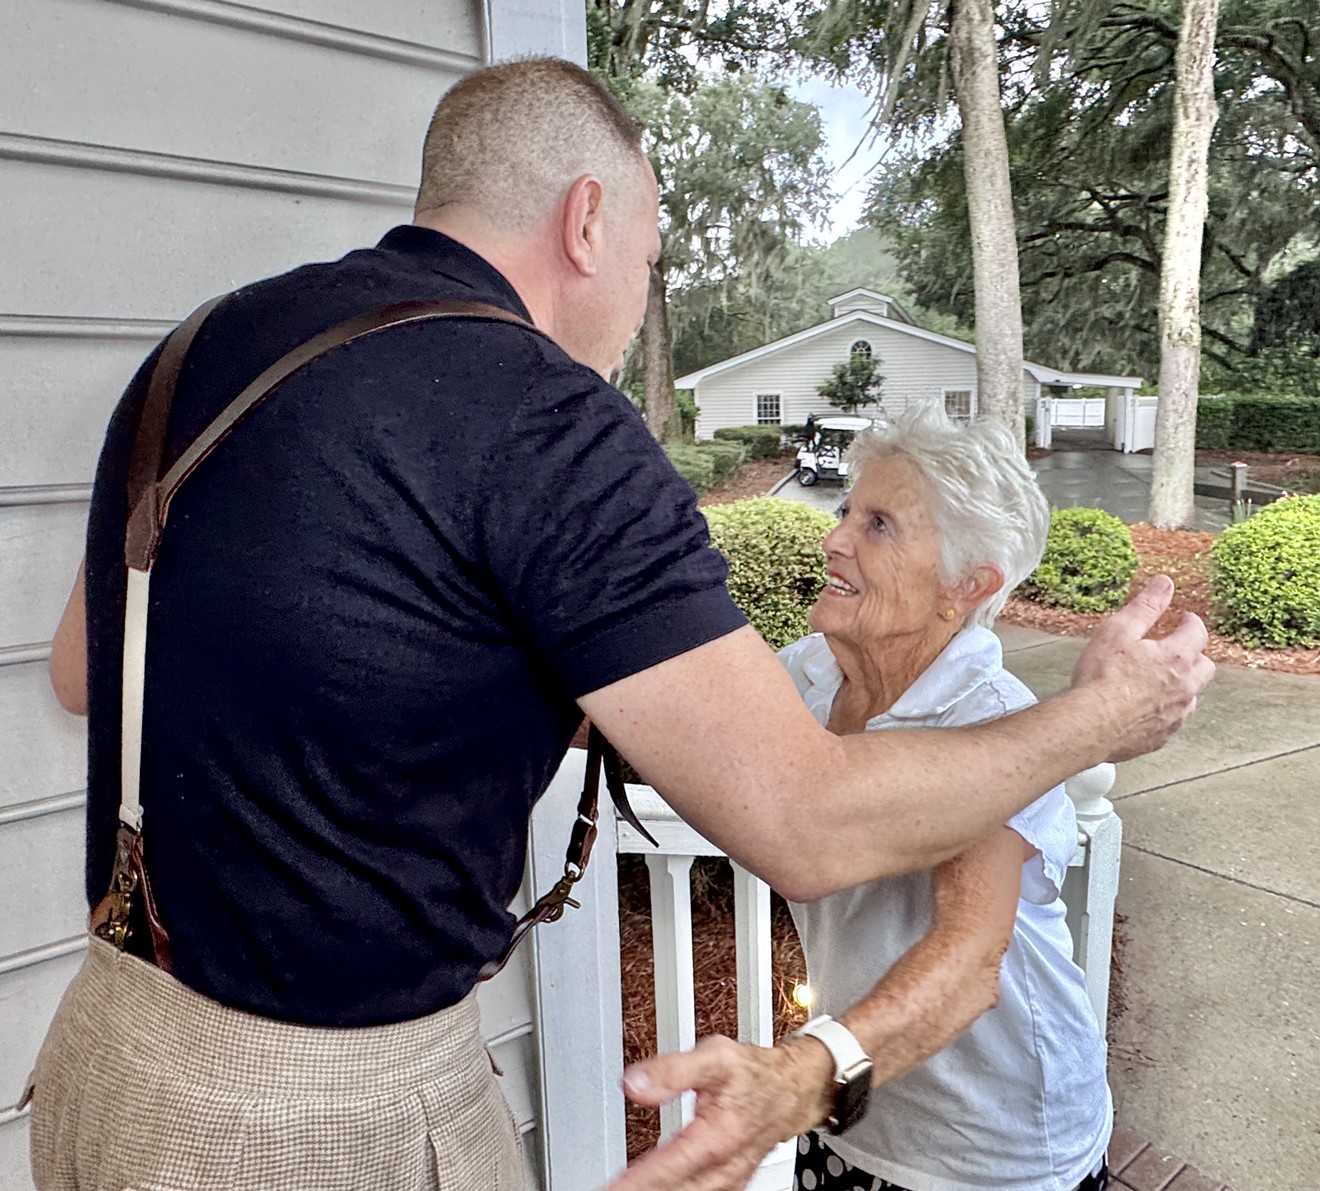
[[818, 353, 885, 413]]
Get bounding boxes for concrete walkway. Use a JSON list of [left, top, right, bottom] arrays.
[[997, 623, 1320, 1191]]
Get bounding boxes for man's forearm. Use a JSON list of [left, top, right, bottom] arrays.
[[806, 684, 1115, 886], [585, 582, 1210, 902]]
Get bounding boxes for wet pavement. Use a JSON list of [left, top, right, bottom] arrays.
[[774, 447, 1248, 532]]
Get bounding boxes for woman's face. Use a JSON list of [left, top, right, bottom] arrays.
[[808, 456, 956, 648]]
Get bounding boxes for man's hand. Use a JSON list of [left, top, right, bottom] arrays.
[[1072, 575, 1214, 762], [605, 1035, 832, 1191]]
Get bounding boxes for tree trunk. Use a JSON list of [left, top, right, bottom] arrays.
[[1149, 0, 1219, 529], [949, 0, 1025, 439], [641, 264, 681, 443]]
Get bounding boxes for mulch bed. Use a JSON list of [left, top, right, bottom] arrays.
[[619, 856, 809, 1158], [1197, 448, 1320, 493], [698, 456, 796, 506], [999, 523, 1320, 676]]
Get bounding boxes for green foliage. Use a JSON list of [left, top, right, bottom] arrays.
[[1195, 396, 1320, 451], [817, 353, 885, 413], [664, 441, 748, 495], [1211, 495, 1320, 648], [676, 389, 700, 439], [703, 498, 836, 649], [713, 425, 785, 460], [1019, 508, 1139, 613], [850, 2, 1320, 381], [1202, 348, 1320, 402], [1195, 398, 1234, 449], [669, 228, 965, 380]]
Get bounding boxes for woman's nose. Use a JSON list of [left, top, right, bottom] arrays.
[[822, 520, 852, 557]]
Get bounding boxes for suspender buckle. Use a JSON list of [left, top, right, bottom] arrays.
[[91, 825, 142, 950]]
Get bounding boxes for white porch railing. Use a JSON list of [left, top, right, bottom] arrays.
[[528, 752, 1121, 1191]]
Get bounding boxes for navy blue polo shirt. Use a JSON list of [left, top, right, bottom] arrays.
[[84, 227, 746, 1026]]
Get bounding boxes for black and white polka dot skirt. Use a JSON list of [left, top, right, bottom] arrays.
[[793, 1130, 1111, 1191]]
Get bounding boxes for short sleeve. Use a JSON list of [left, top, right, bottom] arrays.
[[481, 340, 747, 697], [939, 670, 1079, 906], [1006, 785, 1079, 905]]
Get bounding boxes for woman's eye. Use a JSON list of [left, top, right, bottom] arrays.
[[872, 516, 887, 533], [834, 505, 848, 522]]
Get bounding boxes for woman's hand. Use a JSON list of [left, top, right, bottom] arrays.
[[604, 1033, 833, 1191]]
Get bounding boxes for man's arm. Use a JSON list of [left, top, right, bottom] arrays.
[[581, 575, 1211, 901], [606, 829, 1029, 1191], [50, 562, 88, 715]]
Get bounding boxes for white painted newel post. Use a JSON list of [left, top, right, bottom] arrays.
[[1062, 763, 1123, 1027]]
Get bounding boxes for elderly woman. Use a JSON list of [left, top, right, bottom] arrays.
[[773, 405, 1111, 1191]]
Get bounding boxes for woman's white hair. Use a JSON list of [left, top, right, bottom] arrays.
[[843, 404, 1050, 627]]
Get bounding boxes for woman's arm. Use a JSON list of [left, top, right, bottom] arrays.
[[836, 825, 1030, 1086], [608, 829, 1035, 1191]]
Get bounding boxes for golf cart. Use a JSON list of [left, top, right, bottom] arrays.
[[795, 415, 882, 486]]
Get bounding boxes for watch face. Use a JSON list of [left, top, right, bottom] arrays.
[[827, 1060, 873, 1134]]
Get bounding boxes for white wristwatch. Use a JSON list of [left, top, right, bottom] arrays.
[[792, 1014, 873, 1134]]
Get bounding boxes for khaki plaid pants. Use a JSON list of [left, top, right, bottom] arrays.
[[28, 937, 524, 1191]]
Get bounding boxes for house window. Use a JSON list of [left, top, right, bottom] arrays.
[[850, 340, 873, 362], [755, 393, 781, 424], [943, 389, 975, 421]]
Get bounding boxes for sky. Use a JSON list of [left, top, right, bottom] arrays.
[[788, 75, 885, 239]]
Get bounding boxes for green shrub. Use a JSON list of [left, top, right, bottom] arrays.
[[704, 497, 836, 650], [1210, 495, 1320, 648], [713, 425, 784, 460], [703, 440, 748, 486], [1226, 396, 1320, 452], [1019, 508, 1139, 613], [1196, 397, 1233, 449], [1195, 395, 1320, 451], [665, 440, 748, 494], [665, 444, 716, 494]]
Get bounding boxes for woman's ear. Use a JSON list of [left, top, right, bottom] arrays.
[[955, 563, 1004, 616]]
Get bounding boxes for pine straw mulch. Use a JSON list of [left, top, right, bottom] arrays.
[[999, 523, 1320, 676], [1196, 448, 1320, 494], [619, 855, 810, 1158], [698, 456, 797, 506]]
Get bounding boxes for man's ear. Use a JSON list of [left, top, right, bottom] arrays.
[[561, 173, 605, 278], [954, 563, 1005, 616]]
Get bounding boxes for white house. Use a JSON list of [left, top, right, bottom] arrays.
[[676, 288, 1154, 452]]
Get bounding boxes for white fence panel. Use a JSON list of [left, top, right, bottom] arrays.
[[537, 759, 1123, 1191]]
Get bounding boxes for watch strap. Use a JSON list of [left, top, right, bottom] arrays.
[[792, 1015, 873, 1134]]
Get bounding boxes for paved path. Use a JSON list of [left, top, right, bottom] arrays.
[[771, 448, 1245, 530], [997, 624, 1320, 1191]]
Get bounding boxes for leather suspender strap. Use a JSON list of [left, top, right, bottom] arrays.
[[124, 299, 533, 571], [97, 293, 655, 979], [477, 724, 657, 983]]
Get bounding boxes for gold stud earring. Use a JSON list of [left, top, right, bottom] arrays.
[[940, 608, 956, 621]]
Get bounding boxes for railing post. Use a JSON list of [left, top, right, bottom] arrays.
[[645, 853, 697, 1139], [1063, 762, 1122, 1027], [529, 750, 627, 1189], [732, 862, 773, 1047]]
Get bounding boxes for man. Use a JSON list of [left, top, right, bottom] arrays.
[[41, 58, 1210, 1191]]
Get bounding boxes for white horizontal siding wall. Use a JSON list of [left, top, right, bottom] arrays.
[[0, 4, 580, 1186], [693, 317, 1039, 436]]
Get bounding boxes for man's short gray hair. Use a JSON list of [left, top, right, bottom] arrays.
[[844, 404, 1050, 627], [417, 58, 646, 232]]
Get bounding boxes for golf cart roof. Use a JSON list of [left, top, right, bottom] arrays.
[[812, 416, 879, 432]]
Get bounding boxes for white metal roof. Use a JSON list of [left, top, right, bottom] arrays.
[[673, 308, 1143, 391]]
